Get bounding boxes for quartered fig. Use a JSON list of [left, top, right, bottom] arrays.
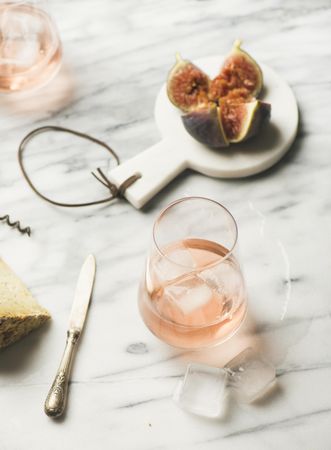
[[220, 99, 271, 143], [167, 41, 270, 149], [182, 104, 229, 148], [167, 53, 210, 112], [209, 40, 263, 103]]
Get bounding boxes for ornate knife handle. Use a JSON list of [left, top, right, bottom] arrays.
[[44, 329, 81, 418]]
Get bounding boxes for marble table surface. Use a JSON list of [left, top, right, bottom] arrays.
[[1, 0, 331, 448]]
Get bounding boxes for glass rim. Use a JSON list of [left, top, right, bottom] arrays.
[[152, 196, 239, 270]]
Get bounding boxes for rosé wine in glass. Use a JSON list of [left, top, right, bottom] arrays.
[[138, 197, 247, 349], [0, 1, 62, 93]]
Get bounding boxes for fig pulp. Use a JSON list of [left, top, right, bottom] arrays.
[[167, 41, 270, 147], [167, 53, 210, 112], [182, 105, 229, 148], [220, 100, 271, 143], [209, 40, 263, 103]]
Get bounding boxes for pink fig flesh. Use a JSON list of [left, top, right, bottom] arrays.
[[221, 100, 271, 143], [210, 40, 263, 103], [167, 54, 210, 112]]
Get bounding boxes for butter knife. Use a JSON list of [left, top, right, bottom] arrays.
[[44, 254, 96, 418]]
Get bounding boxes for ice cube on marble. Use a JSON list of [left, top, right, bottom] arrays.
[[164, 276, 213, 315], [173, 363, 228, 418], [225, 348, 276, 403]]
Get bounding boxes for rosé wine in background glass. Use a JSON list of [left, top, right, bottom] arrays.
[[138, 197, 248, 350], [0, 0, 62, 93]]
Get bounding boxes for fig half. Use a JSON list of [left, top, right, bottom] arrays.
[[221, 99, 271, 143], [210, 40, 263, 102], [167, 53, 210, 112], [182, 104, 229, 148]]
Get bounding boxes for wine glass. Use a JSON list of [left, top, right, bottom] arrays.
[[138, 197, 248, 350], [0, 0, 62, 93]]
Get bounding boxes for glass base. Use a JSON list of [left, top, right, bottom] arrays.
[[138, 284, 248, 350]]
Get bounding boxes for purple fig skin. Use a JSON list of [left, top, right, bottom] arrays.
[[182, 106, 229, 148], [247, 102, 271, 138], [241, 101, 271, 142]]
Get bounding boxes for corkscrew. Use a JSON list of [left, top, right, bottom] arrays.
[[0, 214, 31, 237]]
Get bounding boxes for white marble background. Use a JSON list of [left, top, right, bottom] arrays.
[[1, 0, 331, 448]]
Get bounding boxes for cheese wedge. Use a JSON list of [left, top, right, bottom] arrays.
[[0, 259, 50, 349]]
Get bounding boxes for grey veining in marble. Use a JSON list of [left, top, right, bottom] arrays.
[[1, 0, 331, 449]]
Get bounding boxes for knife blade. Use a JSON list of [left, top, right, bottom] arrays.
[[69, 254, 96, 331], [44, 254, 96, 418]]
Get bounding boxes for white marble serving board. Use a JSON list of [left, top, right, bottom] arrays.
[[108, 58, 298, 208]]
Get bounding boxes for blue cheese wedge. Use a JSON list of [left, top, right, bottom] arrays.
[[0, 259, 50, 349]]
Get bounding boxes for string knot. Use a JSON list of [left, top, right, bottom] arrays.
[[91, 168, 141, 199]]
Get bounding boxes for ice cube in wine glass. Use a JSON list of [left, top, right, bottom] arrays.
[[173, 363, 228, 418], [165, 276, 213, 315], [1, 8, 39, 67], [200, 260, 245, 317], [154, 246, 196, 283], [200, 259, 242, 295], [160, 275, 225, 327], [225, 348, 276, 403]]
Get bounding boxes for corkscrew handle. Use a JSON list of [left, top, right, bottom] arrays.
[[44, 329, 81, 418]]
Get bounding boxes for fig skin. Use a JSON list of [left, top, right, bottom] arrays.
[[167, 53, 210, 112], [221, 99, 271, 143], [182, 104, 229, 148], [243, 101, 271, 141], [209, 40, 263, 103]]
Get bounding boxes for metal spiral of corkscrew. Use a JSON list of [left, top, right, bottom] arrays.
[[0, 215, 31, 237]]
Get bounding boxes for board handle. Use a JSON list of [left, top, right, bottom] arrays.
[[108, 139, 186, 209]]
